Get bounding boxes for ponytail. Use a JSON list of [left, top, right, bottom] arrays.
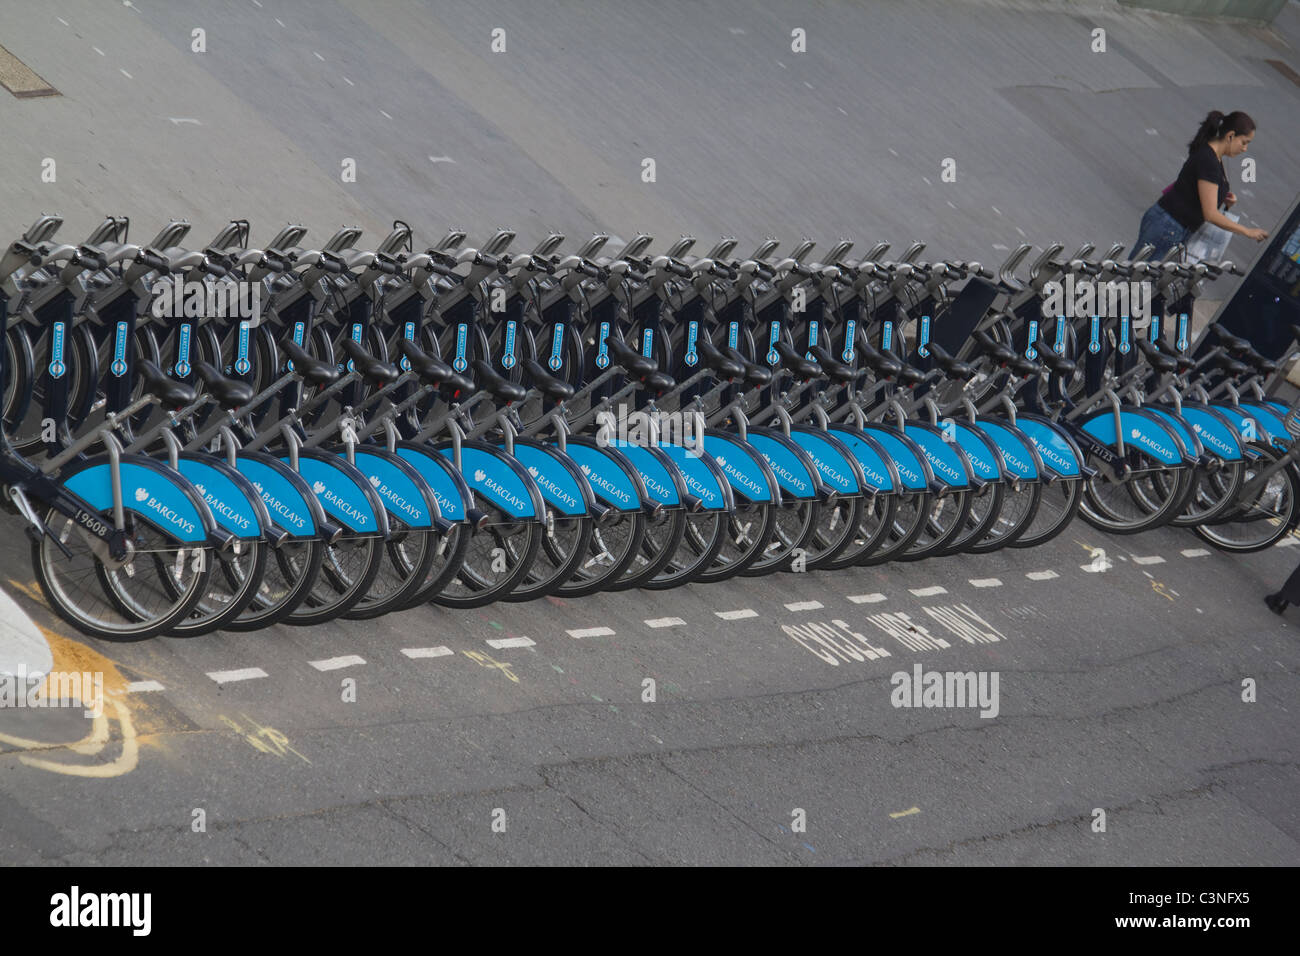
[[1188, 109, 1255, 154]]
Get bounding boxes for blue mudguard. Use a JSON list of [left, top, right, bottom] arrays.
[[560, 437, 648, 513], [1142, 407, 1204, 459], [176, 453, 269, 538], [61, 454, 213, 543], [506, 438, 597, 517], [747, 427, 826, 500], [1240, 402, 1290, 447], [853, 424, 935, 492], [436, 440, 544, 520], [1079, 408, 1190, 466], [393, 442, 473, 522], [974, 418, 1043, 481], [1209, 404, 1279, 449], [702, 430, 780, 505], [818, 426, 901, 495], [655, 441, 734, 511], [909, 421, 977, 489], [606, 440, 685, 507], [289, 448, 390, 535], [350, 446, 440, 529], [233, 451, 324, 536], [1176, 404, 1244, 461], [1014, 414, 1086, 479], [786, 426, 868, 496]]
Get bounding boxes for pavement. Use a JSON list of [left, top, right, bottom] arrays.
[[0, 0, 1298, 865]]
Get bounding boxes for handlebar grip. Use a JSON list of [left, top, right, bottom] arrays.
[[319, 256, 345, 274], [137, 251, 169, 271], [666, 260, 692, 278], [201, 259, 230, 278]]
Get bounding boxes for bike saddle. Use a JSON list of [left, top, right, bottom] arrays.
[[923, 341, 977, 381], [807, 344, 867, 384], [1135, 337, 1179, 374], [722, 345, 772, 386], [1209, 325, 1252, 354], [338, 337, 400, 385], [1009, 352, 1043, 377], [471, 359, 526, 403], [522, 358, 576, 402], [1154, 337, 1196, 374], [857, 342, 902, 379], [1031, 340, 1077, 377], [969, 329, 1017, 367], [606, 337, 658, 377], [1241, 347, 1277, 375], [137, 359, 197, 407], [194, 361, 254, 409], [884, 349, 926, 387], [396, 337, 455, 384], [440, 371, 476, 400], [773, 340, 821, 379], [641, 370, 676, 394], [697, 338, 745, 379], [1208, 349, 1250, 377], [282, 338, 342, 386]]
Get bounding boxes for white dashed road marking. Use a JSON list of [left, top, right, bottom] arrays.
[[402, 647, 453, 659], [645, 617, 686, 628], [969, 578, 1002, 588], [309, 655, 366, 672], [207, 668, 267, 684], [785, 600, 824, 612], [848, 593, 887, 604], [568, 626, 615, 639], [1026, 570, 1059, 581], [126, 680, 164, 693], [1181, 548, 1210, 558], [909, 586, 947, 597], [1133, 555, 1165, 565], [716, 608, 758, 620], [486, 636, 535, 649]]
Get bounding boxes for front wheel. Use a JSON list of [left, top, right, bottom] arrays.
[[35, 508, 213, 641]]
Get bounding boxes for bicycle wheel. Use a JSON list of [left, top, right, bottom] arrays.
[[228, 538, 325, 630], [1193, 448, 1300, 553], [398, 523, 472, 609], [803, 496, 865, 571], [286, 532, 385, 624], [34, 507, 213, 641], [938, 482, 1006, 556], [435, 514, 542, 608], [644, 509, 726, 589], [899, 489, 972, 561], [608, 507, 686, 590], [1080, 463, 1191, 535], [863, 491, 932, 565], [554, 510, 646, 597], [1010, 478, 1081, 549], [168, 537, 268, 635], [744, 499, 818, 576], [1169, 461, 1245, 528], [505, 514, 594, 601], [695, 501, 778, 583], [967, 480, 1042, 553], [344, 521, 440, 619]]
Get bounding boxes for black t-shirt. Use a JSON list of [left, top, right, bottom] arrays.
[[1158, 143, 1228, 230]]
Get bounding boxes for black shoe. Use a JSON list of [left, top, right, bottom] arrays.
[[1265, 593, 1289, 615]]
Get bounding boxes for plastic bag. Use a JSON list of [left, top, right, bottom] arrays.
[[1184, 212, 1238, 264]]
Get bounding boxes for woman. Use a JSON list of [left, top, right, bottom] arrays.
[[1129, 110, 1270, 260]]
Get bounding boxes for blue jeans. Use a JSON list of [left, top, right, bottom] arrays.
[[1129, 202, 1189, 260]]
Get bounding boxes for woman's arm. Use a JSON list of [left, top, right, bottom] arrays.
[[1199, 180, 1268, 241]]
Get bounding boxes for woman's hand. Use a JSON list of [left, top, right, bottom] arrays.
[[1225, 191, 1237, 208], [1243, 226, 1269, 242]]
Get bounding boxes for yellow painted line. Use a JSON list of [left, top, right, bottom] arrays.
[[0, 43, 58, 98], [7, 578, 48, 609], [889, 806, 921, 819]]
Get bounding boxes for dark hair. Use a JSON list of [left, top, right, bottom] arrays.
[[1188, 110, 1256, 153]]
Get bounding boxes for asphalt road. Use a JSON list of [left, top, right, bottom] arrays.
[[1, 0, 1298, 865]]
